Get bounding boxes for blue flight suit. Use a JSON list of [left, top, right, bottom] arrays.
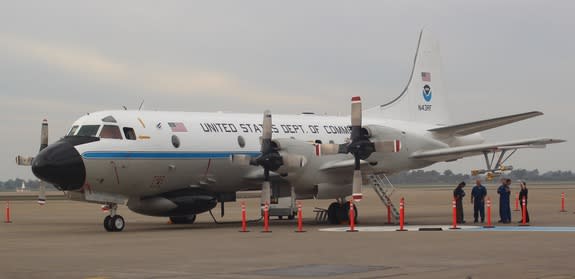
[[497, 184, 511, 223], [471, 185, 487, 223]]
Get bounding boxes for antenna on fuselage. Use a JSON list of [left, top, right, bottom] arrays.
[[138, 99, 145, 111]]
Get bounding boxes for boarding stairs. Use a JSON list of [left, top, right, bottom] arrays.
[[368, 174, 400, 221]]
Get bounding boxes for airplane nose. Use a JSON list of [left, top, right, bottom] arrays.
[[32, 139, 86, 191]]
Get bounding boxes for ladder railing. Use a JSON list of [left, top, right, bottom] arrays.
[[368, 174, 400, 220]]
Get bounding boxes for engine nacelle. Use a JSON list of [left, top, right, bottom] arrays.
[[127, 189, 217, 217], [314, 183, 351, 199]]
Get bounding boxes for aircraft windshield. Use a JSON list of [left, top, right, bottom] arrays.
[[76, 125, 100, 137], [100, 125, 123, 139], [67, 125, 79, 136]]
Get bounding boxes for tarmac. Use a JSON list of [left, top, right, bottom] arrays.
[[1, 183, 575, 279]]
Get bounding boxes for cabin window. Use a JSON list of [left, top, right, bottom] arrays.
[[237, 136, 246, 148], [100, 125, 123, 139], [171, 135, 181, 148], [123, 127, 137, 140], [77, 125, 100, 137], [67, 125, 79, 136]]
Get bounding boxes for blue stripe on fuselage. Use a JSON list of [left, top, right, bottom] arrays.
[[82, 151, 260, 160]]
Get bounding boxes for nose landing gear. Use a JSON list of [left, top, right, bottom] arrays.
[[103, 204, 125, 232]]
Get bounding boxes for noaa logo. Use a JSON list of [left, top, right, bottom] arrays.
[[422, 85, 432, 102]]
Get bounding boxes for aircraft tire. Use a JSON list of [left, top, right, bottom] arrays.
[[327, 202, 341, 224], [337, 203, 349, 223], [104, 216, 114, 232], [104, 216, 116, 232], [111, 215, 125, 232]]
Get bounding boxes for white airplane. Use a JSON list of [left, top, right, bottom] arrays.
[[16, 30, 564, 232]]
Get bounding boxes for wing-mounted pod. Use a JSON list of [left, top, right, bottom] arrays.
[[314, 97, 401, 202]]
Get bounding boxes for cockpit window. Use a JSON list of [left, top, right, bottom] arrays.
[[100, 125, 123, 139], [77, 125, 100, 137], [123, 127, 137, 140], [102, 116, 117, 123], [67, 125, 79, 136]]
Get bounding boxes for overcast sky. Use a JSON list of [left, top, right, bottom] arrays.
[[1, 1, 572, 180]]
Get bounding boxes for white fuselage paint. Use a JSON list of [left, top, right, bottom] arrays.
[[69, 110, 482, 199]]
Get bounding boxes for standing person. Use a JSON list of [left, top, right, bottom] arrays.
[[518, 180, 530, 223], [471, 179, 487, 223], [453, 182, 466, 224], [497, 178, 512, 223]]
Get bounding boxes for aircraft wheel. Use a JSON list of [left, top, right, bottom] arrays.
[[111, 215, 125, 232], [337, 203, 350, 224], [327, 202, 341, 224], [169, 215, 196, 224], [104, 216, 114, 232]]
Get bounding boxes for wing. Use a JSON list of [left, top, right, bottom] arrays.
[[410, 138, 565, 162], [428, 111, 543, 137], [319, 159, 370, 171]]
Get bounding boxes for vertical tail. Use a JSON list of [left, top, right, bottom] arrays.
[[365, 29, 450, 126]]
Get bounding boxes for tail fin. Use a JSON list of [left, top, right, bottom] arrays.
[[365, 29, 450, 126]]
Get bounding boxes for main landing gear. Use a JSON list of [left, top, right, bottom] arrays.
[[103, 204, 125, 232], [327, 199, 358, 225]]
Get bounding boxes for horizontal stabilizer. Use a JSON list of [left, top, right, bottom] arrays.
[[428, 111, 543, 137], [411, 138, 565, 162]]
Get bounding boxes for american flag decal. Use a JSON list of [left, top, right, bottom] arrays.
[[168, 122, 188, 132], [421, 72, 431, 82]]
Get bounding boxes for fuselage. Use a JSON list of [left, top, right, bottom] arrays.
[[53, 110, 483, 199]]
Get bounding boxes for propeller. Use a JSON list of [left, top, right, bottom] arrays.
[[315, 97, 401, 202], [15, 119, 49, 205], [231, 110, 306, 206]]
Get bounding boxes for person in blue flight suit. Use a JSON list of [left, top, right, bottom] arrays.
[[470, 179, 487, 223], [518, 180, 530, 223], [453, 182, 466, 224], [497, 178, 512, 223]]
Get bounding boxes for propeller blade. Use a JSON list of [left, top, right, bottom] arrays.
[[352, 170, 363, 202], [351, 96, 362, 139], [37, 183, 46, 205], [261, 180, 271, 206], [15, 155, 34, 166], [262, 110, 272, 141], [373, 140, 402, 153], [40, 119, 48, 152], [230, 154, 253, 166]]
